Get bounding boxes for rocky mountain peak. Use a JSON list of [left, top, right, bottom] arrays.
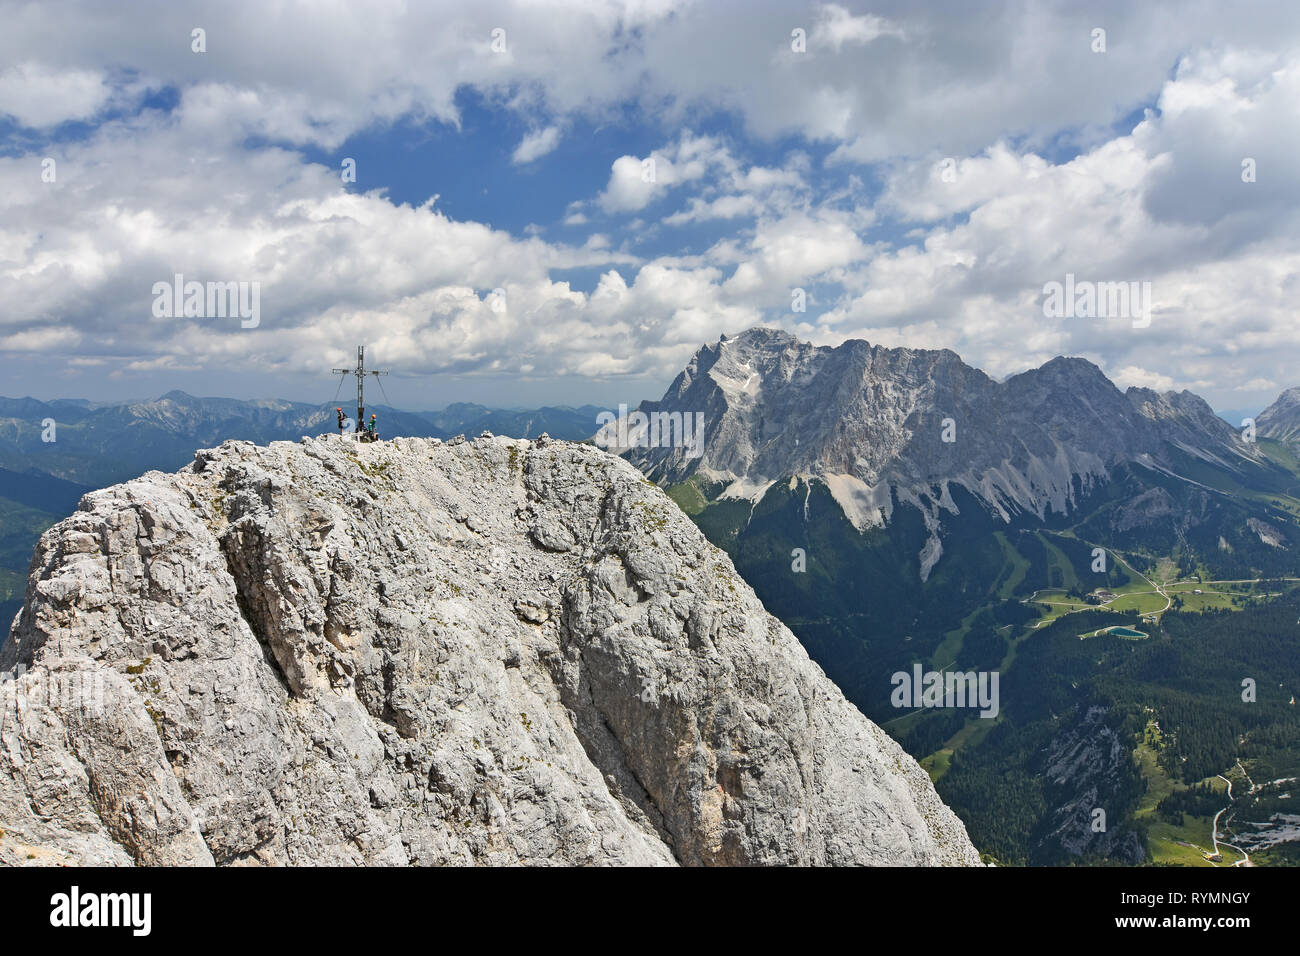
[[612, 327, 1261, 580], [1257, 385, 1300, 442], [1019, 355, 1112, 388], [0, 434, 978, 866]]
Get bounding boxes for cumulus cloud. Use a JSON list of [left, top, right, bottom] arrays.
[[0, 61, 111, 127], [1, 1, 1300, 412], [596, 132, 732, 213], [512, 125, 561, 164], [813, 45, 1300, 409], [812, 4, 903, 51]]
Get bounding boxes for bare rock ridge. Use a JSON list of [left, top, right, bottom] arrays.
[[0, 434, 979, 866], [606, 327, 1262, 578], [1257, 386, 1300, 444]]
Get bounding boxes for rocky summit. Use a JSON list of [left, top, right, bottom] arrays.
[[1257, 386, 1300, 444], [0, 433, 978, 866], [607, 327, 1262, 579]]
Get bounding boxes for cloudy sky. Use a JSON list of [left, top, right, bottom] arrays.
[[2, 0, 1299, 414]]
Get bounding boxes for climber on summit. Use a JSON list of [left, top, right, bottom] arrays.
[[367, 413, 378, 441], [336, 407, 345, 435]]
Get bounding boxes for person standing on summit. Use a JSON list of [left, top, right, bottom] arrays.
[[367, 414, 378, 441], [336, 407, 346, 435]]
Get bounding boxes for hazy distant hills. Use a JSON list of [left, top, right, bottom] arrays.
[[0, 392, 605, 484], [422, 402, 606, 442]]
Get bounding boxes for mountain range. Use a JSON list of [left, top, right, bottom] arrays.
[[4, 329, 1300, 865], [611, 327, 1278, 580], [604, 328, 1300, 865], [0, 391, 604, 487], [1257, 386, 1300, 444]]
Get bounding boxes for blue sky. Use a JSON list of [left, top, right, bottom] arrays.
[[2, 0, 1300, 413]]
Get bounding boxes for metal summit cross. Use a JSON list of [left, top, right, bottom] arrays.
[[332, 345, 388, 429]]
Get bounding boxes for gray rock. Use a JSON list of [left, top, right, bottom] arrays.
[[0, 434, 978, 866], [603, 328, 1262, 579], [1253, 386, 1300, 443]]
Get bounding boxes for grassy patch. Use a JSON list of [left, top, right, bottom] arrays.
[[1039, 534, 1080, 590], [930, 606, 981, 670], [1257, 437, 1300, 474], [921, 748, 952, 781], [1134, 724, 1174, 818], [1106, 590, 1168, 615], [1026, 590, 1094, 624], [664, 478, 708, 516], [1145, 816, 1219, 867], [994, 531, 1031, 599], [1134, 721, 1232, 866]]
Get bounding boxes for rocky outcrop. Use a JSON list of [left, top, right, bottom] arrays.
[[0, 434, 979, 866], [1035, 706, 1145, 865]]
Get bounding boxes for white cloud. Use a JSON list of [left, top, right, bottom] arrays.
[[0, 61, 110, 127], [661, 159, 811, 226], [1112, 366, 1177, 391], [880, 145, 1052, 222], [816, 47, 1300, 408], [596, 132, 732, 213], [0, 0, 1296, 161], [812, 4, 902, 51], [725, 211, 871, 295], [512, 125, 561, 164], [664, 194, 761, 225], [599, 154, 662, 213], [2, 3, 1300, 411]]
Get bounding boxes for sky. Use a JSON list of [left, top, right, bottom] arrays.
[[1, 0, 1299, 414]]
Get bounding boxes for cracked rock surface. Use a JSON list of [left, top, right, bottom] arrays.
[[0, 434, 979, 866]]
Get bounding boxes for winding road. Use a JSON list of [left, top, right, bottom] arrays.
[[1211, 774, 1251, 867]]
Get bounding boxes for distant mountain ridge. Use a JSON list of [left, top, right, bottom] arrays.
[[612, 327, 1266, 578], [1256, 386, 1300, 443], [0, 392, 604, 487], [424, 402, 605, 441]]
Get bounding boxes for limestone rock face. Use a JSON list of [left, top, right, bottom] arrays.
[[0, 435, 979, 866], [602, 328, 1262, 578]]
